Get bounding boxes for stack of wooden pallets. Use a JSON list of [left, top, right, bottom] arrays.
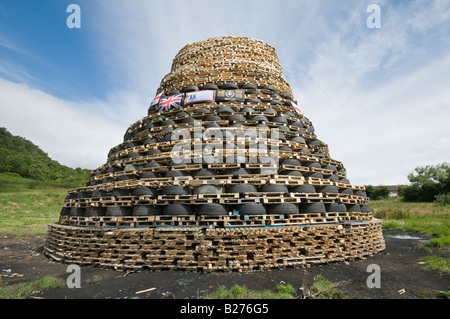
[[44, 36, 385, 272]]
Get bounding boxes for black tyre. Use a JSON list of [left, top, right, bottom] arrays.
[[353, 190, 365, 197], [161, 186, 190, 195], [299, 202, 326, 213], [182, 85, 199, 93], [201, 84, 219, 91], [260, 184, 289, 193], [85, 206, 106, 217], [111, 188, 131, 197], [317, 185, 339, 194], [146, 149, 161, 155], [291, 120, 304, 128], [69, 207, 85, 216], [306, 162, 321, 169], [241, 83, 258, 90], [360, 204, 371, 213], [217, 106, 234, 114], [251, 115, 268, 122], [272, 116, 288, 124], [194, 108, 211, 114], [290, 136, 306, 144], [261, 85, 276, 93], [133, 205, 162, 216], [227, 184, 258, 193], [346, 204, 361, 213], [281, 158, 301, 166], [246, 98, 262, 103], [163, 204, 195, 215], [283, 170, 303, 176], [227, 114, 246, 122], [197, 204, 228, 216], [305, 172, 323, 179], [140, 171, 158, 179], [204, 115, 222, 121], [106, 206, 132, 216], [289, 185, 316, 193], [339, 188, 353, 195], [240, 107, 255, 113], [193, 185, 225, 194], [238, 203, 266, 215], [165, 170, 188, 177], [227, 168, 249, 176], [325, 203, 347, 212], [270, 100, 283, 105], [132, 186, 158, 196], [169, 89, 181, 95], [323, 165, 337, 171], [266, 203, 299, 215], [91, 189, 108, 198], [221, 83, 239, 90]]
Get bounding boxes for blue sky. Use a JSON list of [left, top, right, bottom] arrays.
[[0, 0, 449, 186]]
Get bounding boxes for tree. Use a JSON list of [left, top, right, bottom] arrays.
[[400, 163, 450, 202], [364, 185, 390, 200]]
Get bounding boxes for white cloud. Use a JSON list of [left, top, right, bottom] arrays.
[[0, 78, 124, 169]]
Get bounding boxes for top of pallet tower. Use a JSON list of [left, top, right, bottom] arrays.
[[157, 36, 292, 97]]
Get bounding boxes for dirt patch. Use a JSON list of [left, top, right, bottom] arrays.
[[1, 229, 448, 299]]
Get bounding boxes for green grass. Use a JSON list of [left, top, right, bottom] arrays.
[[0, 173, 68, 235], [204, 276, 344, 299], [371, 199, 450, 246], [422, 256, 450, 273], [0, 276, 65, 299]]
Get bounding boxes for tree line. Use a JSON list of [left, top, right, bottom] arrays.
[[0, 127, 91, 187], [365, 162, 450, 205]]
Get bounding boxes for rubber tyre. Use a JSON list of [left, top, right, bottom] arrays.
[[106, 206, 132, 216], [132, 186, 158, 196], [161, 186, 190, 195], [317, 185, 339, 194], [266, 203, 299, 215], [238, 203, 266, 215], [289, 185, 316, 193], [201, 84, 219, 91], [305, 172, 323, 179], [85, 206, 106, 217], [69, 207, 85, 217], [241, 83, 258, 90], [260, 184, 289, 193], [325, 203, 347, 212], [165, 170, 188, 177], [299, 202, 326, 213], [339, 188, 353, 195], [182, 85, 199, 93], [346, 204, 361, 213], [227, 184, 258, 193], [163, 204, 195, 215], [272, 116, 288, 124], [221, 83, 239, 90], [197, 204, 228, 216], [133, 205, 162, 216], [360, 204, 371, 213], [193, 185, 225, 195], [91, 189, 108, 198]]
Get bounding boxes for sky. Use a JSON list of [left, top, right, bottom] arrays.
[[0, 0, 449, 186]]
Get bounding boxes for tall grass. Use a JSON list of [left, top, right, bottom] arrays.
[[371, 199, 450, 246]]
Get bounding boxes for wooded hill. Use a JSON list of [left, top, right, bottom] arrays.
[[0, 127, 91, 187]]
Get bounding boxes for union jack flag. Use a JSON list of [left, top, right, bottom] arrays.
[[158, 94, 183, 112]]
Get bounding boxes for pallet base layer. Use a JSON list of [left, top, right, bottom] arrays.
[[44, 219, 385, 272]]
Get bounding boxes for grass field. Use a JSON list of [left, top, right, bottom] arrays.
[[0, 173, 67, 235]]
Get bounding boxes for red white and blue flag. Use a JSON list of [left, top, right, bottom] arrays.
[[184, 90, 216, 105], [150, 92, 163, 108], [158, 94, 183, 112]]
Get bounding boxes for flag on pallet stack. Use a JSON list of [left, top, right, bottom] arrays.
[[150, 92, 163, 108], [293, 102, 305, 116], [184, 90, 216, 105], [158, 94, 183, 112]]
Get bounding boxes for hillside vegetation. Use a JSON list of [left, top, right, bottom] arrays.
[[0, 127, 91, 187]]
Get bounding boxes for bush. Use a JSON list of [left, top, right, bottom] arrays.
[[435, 193, 450, 207], [365, 185, 390, 200]]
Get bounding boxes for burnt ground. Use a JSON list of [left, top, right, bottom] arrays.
[[1, 229, 449, 303]]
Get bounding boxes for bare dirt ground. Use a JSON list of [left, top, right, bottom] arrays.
[[1, 229, 449, 301]]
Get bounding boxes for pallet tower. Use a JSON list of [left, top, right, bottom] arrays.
[[44, 37, 385, 271]]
